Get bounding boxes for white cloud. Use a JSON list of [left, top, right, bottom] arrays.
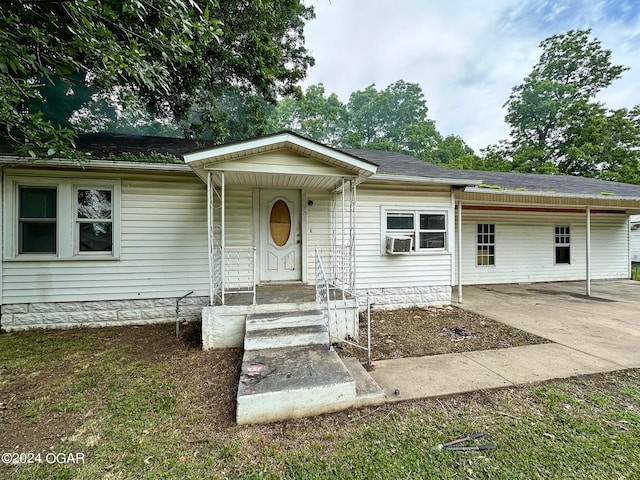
[[301, 0, 640, 152]]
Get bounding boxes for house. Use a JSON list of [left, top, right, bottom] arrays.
[[2, 131, 640, 345], [632, 215, 640, 263]]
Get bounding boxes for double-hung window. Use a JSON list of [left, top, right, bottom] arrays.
[[5, 176, 120, 260], [554, 225, 570, 264], [384, 209, 447, 253], [477, 223, 495, 266], [77, 189, 113, 253], [18, 186, 57, 254]]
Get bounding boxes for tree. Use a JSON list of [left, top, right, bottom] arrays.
[[269, 80, 453, 162], [501, 29, 638, 179], [343, 81, 441, 157], [0, 0, 314, 156], [268, 84, 347, 144]]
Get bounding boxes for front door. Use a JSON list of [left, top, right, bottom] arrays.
[[259, 189, 302, 282]]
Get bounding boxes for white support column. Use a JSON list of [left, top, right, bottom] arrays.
[[586, 206, 591, 297], [457, 201, 463, 304], [341, 178, 346, 290], [207, 171, 214, 305], [331, 188, 337, 282], [350, 179, 357, 293], [221, 172, 226, 305]]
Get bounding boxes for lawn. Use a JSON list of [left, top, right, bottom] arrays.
[[1, 322, 639, 479]]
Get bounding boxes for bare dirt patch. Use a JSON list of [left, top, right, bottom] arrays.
[[334, 306, 549, 363], [0, 323, 243, 454], [0, 307, 546, 457]]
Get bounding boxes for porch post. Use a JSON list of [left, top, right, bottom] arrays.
[[207, 171, 214, 305], [586, 206, 591, 296], [341, 177, 346, 291], [331, 187, 337, 282], [457, 201, 463, 303], [350, 179, 357, 293], [221, 172, 226, 305]]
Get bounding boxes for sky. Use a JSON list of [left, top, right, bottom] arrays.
[[301, 0, 640, 152]]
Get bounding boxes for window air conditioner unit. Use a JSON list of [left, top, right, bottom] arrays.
[[385, 235, 413, 254]]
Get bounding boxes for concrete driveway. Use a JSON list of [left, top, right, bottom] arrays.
[[460, 280, 640, 369]]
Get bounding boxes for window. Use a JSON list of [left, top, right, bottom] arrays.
[[383, 209, 447, 253], [4, 176, 120, 260], [477, 223, 495, 266], [77, 189, 113, 252], [19, 186, 57, 254], [555, 225, 570, 264]]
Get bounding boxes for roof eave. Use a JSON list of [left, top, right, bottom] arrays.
[[368, 173, 481, 187], [0, 156, 191, 172], [464, 186, 640, 202]]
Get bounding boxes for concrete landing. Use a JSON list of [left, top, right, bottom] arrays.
[[237, 345, 357, 424]]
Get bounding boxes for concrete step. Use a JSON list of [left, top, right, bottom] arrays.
[[246, 309, 325, 331], [244, 324, 329, 350], [341, 357, 386, 408], [244, 309, 329, 350], [237, 345, 357, 424]]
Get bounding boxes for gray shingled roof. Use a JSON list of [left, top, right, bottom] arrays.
[[343, 148, 640, 199], [0, 133, 200, 159], [3, 132, 639, 199]]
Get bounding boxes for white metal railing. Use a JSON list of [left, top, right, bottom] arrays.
[[315, 247, 371, 362], [331, 244, 354, 293], [315, 247, 332, 349], [317, 245, 354, 293], [222, 247, 256, 305]]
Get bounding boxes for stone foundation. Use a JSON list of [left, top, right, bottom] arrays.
[[0, 296, 208, 331], [357, 285, 451, 309]]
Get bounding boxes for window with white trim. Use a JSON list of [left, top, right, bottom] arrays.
[[554, 225, 570, 264], [77, 188, 113, 253], [476, 223, 495, 266], [4, 176, 120, 260], [383, 209, 447, 253], [18, 186, 57, 254]]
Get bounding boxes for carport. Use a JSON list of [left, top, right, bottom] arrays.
[[460, 280, 640, 369]]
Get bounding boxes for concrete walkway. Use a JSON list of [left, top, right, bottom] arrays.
[[369, 280, 640, 402]]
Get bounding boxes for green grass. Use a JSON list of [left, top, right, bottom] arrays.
[[1, 327, 640, 479], [632, 263, 640, 281]]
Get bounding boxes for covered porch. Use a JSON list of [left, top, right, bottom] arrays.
[[183, 134, 385, 424], [183, 132, 378, 350]]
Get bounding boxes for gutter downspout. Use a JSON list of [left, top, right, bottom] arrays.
[[586, 206, 591, 297], [457, 201, 463, 304]]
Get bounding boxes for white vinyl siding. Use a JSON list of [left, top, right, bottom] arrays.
[[2, 170, 209, 303], [458, 209, 629, 285], [355, 186, 454, 290], [305, 190, 332, 284], [219, 187, 255, 290]]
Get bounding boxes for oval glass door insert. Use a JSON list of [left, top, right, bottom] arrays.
[[269, 200, 291, 246]]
